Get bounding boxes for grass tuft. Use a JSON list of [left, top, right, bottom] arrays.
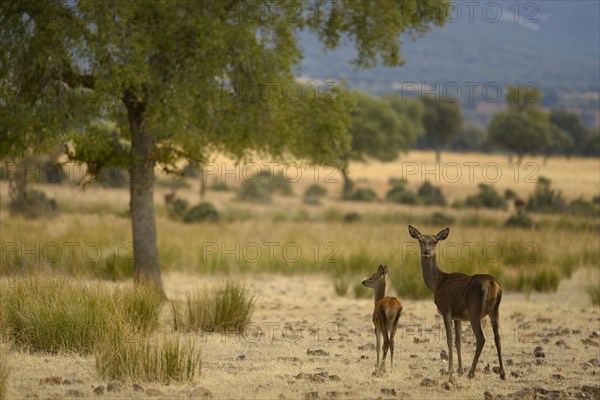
[[0, 349, 7, 400], [95, 330, 201, 383], [173, 282, 256, 333], [0, 277, 162, 354], [586, 284, 600, 305], [333, 276, 350, 296]]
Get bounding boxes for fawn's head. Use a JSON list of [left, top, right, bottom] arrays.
[[362, 265, 388, 288], [408, 225, 449, 258]]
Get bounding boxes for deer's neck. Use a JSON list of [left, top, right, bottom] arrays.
[[374, 281, 386, 304], [421, 255, 443, 293]]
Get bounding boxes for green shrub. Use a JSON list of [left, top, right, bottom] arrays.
[[237, 180, 273, 204], [184, 202, 219, 223], [343, 188, 378, 202], [417, 182, 446, 206], [568, 197, 599, 217], [166, 198, 189, 221], [210, 181, 230, 191], [390, 263, 431, 299], [95, 332, 201, 383], [0, 278, 162, 354], [464, 184, 508, 210], [343, 212, 362, 222], [526, 176, 567, 213], [322, 207, 343, 222], [175, 282, 256, 333], [504, 189, 517, 200], [303, 184, 327, 205], [586, 284, 600, 305], [386, 179, 418, 205], [505, 209, 535, 229], [9, 189, 59, 219], [429, 212, 455, 226]]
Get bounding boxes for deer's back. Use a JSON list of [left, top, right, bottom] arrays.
[[435, 273, 501, 320]]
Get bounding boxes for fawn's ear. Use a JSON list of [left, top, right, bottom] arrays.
[[436, 227, 450, 241], [383, 265, 389, 274], [408, 225, 421, 239], [377, 264, 386, 274]]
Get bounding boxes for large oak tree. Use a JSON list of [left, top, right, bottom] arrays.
[[1, 0, 448, 292]]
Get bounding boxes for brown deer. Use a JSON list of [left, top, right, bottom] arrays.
[[408, 225, 505, 380], [362, 265, 403, 373]]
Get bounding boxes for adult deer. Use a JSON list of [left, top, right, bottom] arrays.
[[362, 265, 403, 374], [408, 225, 505, 380]]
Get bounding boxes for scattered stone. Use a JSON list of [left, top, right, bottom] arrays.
[[133, 384, 144, 392], [484, 364, 491, 373], [360, 355, 368, 360], [591, 331, 600, 338], [93, 386, 104, 396], [534, 387, 561, 399], [551, 374, 564, 381], [328, 375, 341, 381], [25, 394, 39, 399], [62, 377, 82, 385], [555, 339, 571, 349], [145, 388, 162, 397], [492, 366, 502, 375], [535, 359, 547, 366], [188, 386, 212, 398], [380, 388, 396, 396], [589, 358, 600, 367], [65, 389, 84, 398], [582, 385, 600, 398], [511, 371, 524, 378], [237, 354, 246, 361], [442, 380, 454, 390], [440, 350, 448, 361], [357, 343, 375, 351], [505, 359, 514, 366], [306, 348, 329, 356], [534, 346, 545, 358], [410, 354, 418, 358], [582, 338, 599, 347], [484, 391, 495, 400], [107, 381, 122, 393], [39, 377, 63, 385], [420, 377, 437, 387], [305, 392, 319, 400]]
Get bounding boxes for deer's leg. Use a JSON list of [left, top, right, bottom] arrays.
[[389, 312, 401, 368], [468, 314, 485, 379], [375, 328, 381, 370], [443, 313, 454, 376], [380, 312, 390, 371], [454, 320, 463, 375], [490, 294, 505, 380]]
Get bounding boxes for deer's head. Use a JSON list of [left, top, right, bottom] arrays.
[[408, 225, 449, 258], [362, 264, 388, 288]]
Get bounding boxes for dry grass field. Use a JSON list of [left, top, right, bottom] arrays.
[[0, 151, 599, 399]]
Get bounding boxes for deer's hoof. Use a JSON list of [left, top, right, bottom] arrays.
[[468, 372, 475, 379], [457, 368, 463, 376], [500, 371, 506, 380]]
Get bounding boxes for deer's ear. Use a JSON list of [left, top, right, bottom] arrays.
[[377, 265, 385, 274], [436, 227, 450, 241], [383, 265, 389, 274], [408, 225, 421, 239]]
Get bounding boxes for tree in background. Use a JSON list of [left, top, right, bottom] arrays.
[[488, 85, 552, 163], [449, 124, 487, 152], [1, 0, 448, 292], [421, 97, 463, 162], [341, 93, 422, 194], [549, 110, 589, 155]]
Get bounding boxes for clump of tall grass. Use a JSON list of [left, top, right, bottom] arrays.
[[333, 276, 350, 296], [389, 261, 432, 300], [353, 282, 371, 299], [586, 284, 600, 305], [173, 282, 256, 333], [0, 349, 7, 400], [0, 277, 162, 353], [95, 330, 201, 383]]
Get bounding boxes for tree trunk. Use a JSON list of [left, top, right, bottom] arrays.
[[340, 164, 353, 197], [124, 91, 164, 294], [199, 162, 207, 199], [435, 145, 441, 163], [517, 153, 524, 165]]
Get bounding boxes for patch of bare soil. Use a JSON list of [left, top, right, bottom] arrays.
[[3, 268, 600, 399]]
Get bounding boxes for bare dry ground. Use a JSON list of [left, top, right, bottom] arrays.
[[4, 268, 599, 400]]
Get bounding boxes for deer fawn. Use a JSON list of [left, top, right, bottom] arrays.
[[408, 225, 505, 380], [362, 265, 403, 373]]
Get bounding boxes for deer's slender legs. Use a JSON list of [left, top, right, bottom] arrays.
[[468, 315, 486, 379], [443, 314, 454, 375], [490, 295, 505, 379], [380, 310, 390, 370], [454, 320, 463, 375], [375, 329, 381, 370], [390, 313, 400, 367]]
